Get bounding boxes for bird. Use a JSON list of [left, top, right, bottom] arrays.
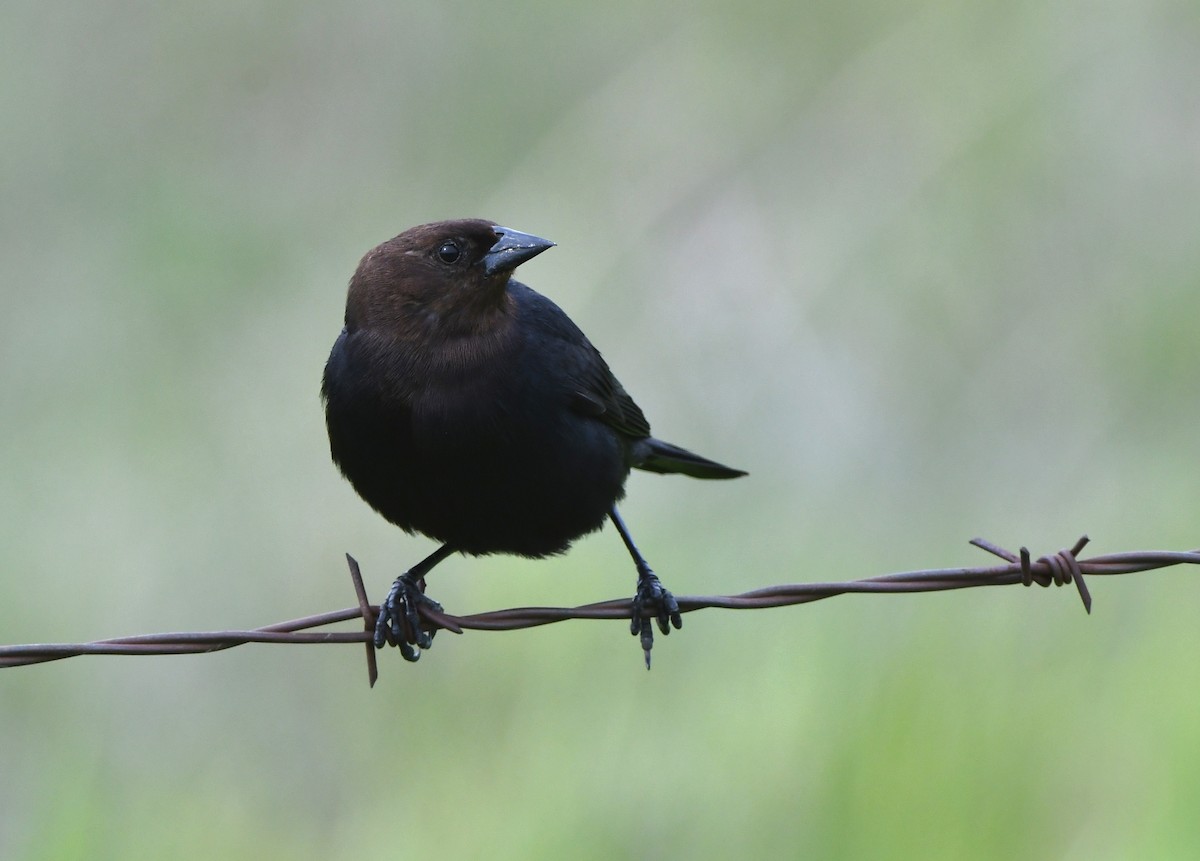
[[321, 218, 745, 666]]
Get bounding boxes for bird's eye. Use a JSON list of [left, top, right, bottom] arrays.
[[436, 241, 462, 264]]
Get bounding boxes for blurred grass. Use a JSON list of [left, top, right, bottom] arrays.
[[2, 1, 1200, 858]]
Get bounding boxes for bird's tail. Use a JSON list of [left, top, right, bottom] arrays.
[[634, 438, 747, 480]]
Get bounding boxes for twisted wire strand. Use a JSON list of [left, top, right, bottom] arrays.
[[2, 536, 1197, 687]]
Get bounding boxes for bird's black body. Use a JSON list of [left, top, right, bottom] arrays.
[[324, 282, 634, 557], [322, 219, 744, 665]]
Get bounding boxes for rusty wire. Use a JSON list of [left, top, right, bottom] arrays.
[[2, 535, 1198, 686]]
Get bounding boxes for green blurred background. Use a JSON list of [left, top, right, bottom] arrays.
[[2, 1, 1199, 858]]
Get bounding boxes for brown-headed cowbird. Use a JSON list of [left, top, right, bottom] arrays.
[[322, 219, 745, 666]]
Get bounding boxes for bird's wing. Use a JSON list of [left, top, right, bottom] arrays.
[[512, 283, 652, 440], [567, 357, 652, 439]]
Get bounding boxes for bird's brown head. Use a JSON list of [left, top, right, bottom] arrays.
[[345, 218, 554, 339]]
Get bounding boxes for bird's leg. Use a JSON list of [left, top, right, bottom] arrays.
[[609, 505, 682, 668], [374, 543, 455, 661]]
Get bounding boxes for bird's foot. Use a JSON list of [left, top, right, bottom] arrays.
[[373, 573, 443, 661], [630, 565, 682, 669]]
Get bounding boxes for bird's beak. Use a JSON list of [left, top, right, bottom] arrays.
[[482, 227, 555, 276]]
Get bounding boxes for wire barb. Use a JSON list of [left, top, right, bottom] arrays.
[[2, 536, 1198, 681], [980, 535, 1093, 614], [345, 554, 379, 687]]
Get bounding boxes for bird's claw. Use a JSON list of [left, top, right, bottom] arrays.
[[630, 567, 682, 669], [374, 574, 443, 661]]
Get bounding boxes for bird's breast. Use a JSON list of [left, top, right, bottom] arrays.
[[331, 322, 630, 556]]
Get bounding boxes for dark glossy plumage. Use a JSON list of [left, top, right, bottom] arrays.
[[321, 218, 745, 664]]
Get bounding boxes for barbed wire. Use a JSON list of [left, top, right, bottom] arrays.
[[2, 535, 1198, 686]]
